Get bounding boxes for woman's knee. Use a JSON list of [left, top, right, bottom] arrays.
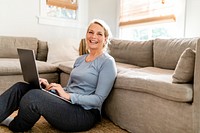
[[12, 82, 27, 86], [10, 82, 30, 92], [20, 90, 41, 104], [5, 82, 30, 98]]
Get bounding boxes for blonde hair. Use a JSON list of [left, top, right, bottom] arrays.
[[86, 19, 112, 52]]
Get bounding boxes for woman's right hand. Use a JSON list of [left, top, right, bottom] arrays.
[[39, 78, 49, 89]]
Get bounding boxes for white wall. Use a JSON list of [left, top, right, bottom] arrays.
[[88, 0, 119, 37], [0, 0, 89, 46], [185, 0, 200, 37]]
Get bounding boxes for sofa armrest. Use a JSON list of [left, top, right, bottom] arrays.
[[193, 38, 200, 132], [36, 40, 48, 61]]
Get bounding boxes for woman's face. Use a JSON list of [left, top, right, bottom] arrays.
[[86, 23, 107, 51]]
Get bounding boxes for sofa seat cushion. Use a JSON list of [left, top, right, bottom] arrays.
[[0, 58, 58, 75], [58, 61, 141, 75], [58, 61, 76, 74], [114, 67, 193, 102], [116, 62, 141, 73], [36, 61, 58, 74]]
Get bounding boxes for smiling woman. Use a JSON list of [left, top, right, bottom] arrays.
[[86, 19, 112, 51], [85, 19, 112, 62]]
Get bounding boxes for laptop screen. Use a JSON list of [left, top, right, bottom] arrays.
[[17, 48, 41, 89]]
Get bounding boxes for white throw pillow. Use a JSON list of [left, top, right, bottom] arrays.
[[47, 39, 80, 64]]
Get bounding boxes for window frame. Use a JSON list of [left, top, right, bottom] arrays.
[[38, 0, 82, 28]]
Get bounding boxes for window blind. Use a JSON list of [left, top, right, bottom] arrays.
[[46, 0, 78, 10], [120, 0, 175, 26]]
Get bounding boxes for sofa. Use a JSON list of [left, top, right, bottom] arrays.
[[1, 35, 200, 133], [104, 38, 199, 133]]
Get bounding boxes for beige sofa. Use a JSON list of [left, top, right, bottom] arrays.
[[105, 38, 200, 133], [0, 36, 59, 94], [59, 37, 200, 133]]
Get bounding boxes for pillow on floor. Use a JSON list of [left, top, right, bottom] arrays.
[[172, 48, 196, 83]]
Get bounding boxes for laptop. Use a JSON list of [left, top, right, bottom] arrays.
[[17, 48, 70, 103]]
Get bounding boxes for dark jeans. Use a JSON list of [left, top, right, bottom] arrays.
[[0, 82, 101, 132]]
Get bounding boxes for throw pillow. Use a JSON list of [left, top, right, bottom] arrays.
[[172, 48, 196, 83], [47, 39, 80, 64]]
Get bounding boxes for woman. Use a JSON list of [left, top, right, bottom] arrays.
[[0, 19, 117, 132]]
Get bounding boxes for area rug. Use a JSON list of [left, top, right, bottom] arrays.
[[0, 111, 128, 133]]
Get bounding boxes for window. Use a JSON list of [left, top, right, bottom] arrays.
[[119, 0, 185, 41], [38, 0, 81, 28]]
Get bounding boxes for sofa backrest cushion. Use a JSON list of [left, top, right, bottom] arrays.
[[153, 38, 197, 70], [0, 36, 38, 58], [109, 39, 153, 67], [46, 39, 79, 64]]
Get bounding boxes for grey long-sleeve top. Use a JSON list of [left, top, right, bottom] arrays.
[[64, 52, 117, 112]]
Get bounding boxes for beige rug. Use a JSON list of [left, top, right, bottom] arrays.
[[0, 111, 128, 133]]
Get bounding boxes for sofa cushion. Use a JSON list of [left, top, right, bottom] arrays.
[[154, 38, 197, 70], [172, 48, 195, 83], [0, 59, 58, 75], [0, 36, 38, 58], [36, 61, 58, 74], [58, 61, 76, 74], [114, 67, 193, 102], [116, 62, 141, 73], [47, 39, 79, 64], [0, 59, 21, 75], [109, 39, 153, 67]]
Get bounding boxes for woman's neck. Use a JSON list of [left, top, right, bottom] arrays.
[[89, 50, 103, 57], [85, 50, 103, 62]]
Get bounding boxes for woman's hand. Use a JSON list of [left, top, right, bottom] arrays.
[[46, 83, 71, 101], [39, 78, 49, 89]]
